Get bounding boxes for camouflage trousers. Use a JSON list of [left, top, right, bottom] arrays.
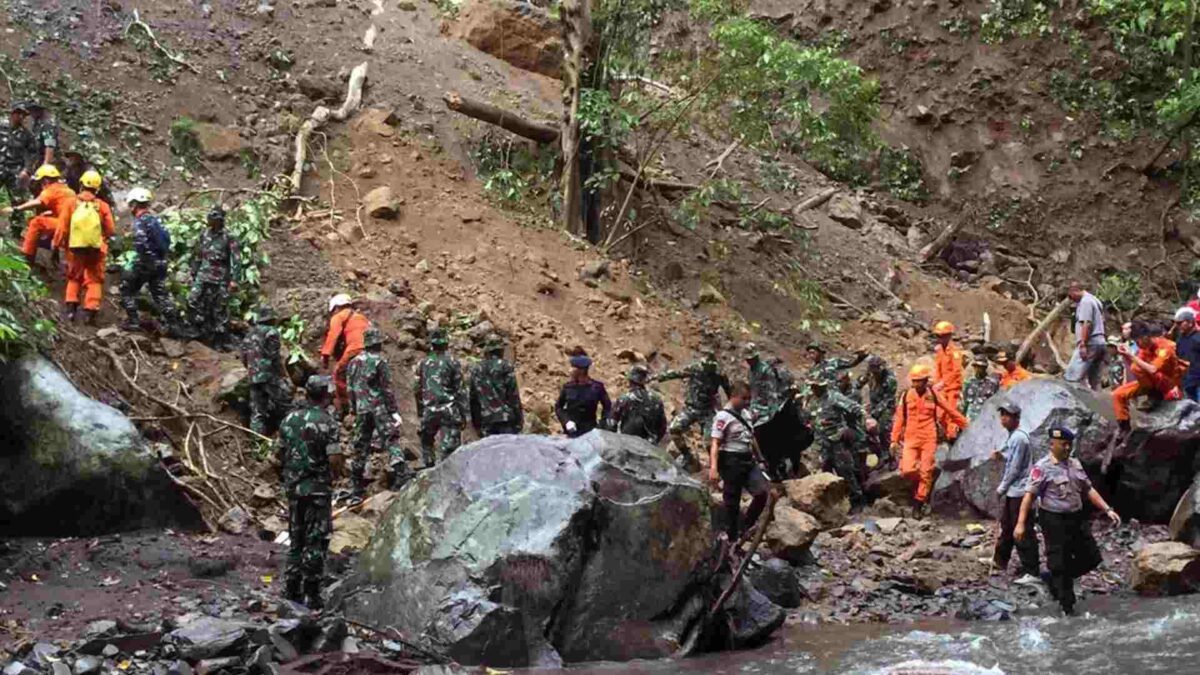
[[816, 437, 863, 503], [479, 420, 521, 437], [668, 406, 715, 460], [419, 407, 463, 467], [285, 494, 331, 602], [352, 409, 407, 494], [121, 259, 180, 327], [249, 378, 293, 436], [187, 280, 231, 345]]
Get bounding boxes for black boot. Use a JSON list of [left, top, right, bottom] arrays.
[[304, 583, 324, 611], [60, 303, 77, 322], [119, 314, 142, 332], [284, 579, 304, 604], [80, 309, 98, 326]]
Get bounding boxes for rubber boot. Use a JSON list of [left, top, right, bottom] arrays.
[[304, 583, 323, 611], [119, 312, 141, 333], [60, 302, 77, 322], [284, 579, 304, 604], [80, 309, 97, 326], [421, 441, 436, 469]]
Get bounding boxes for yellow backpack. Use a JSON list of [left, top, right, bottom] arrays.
[[69, 200, 103, 250]]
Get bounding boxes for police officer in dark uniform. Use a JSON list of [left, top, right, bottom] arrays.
[[554, 350, 612, 437], [1015, 426, 1121, 616]]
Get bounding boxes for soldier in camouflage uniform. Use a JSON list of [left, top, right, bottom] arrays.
[[275, 375, 343, 609], [187, 207, 241, 349], [120, 187, 186, 335], [959, 354, 1001, 421], [803, 342, 867, 399], [654, 346, 730, 469], [612, 364, 668, 443], [468, 335, 524, 436], [348, 327, 408, 498], [242, 306, 292, 436], [743, 343, 795, 423], [27, 100, 59, 167], [413, 328, 466, 466], [857, 355, 898, 467], [1104, 336, 1125, 388], [809, 378, 866, 505], [0, 102, 34, 233]]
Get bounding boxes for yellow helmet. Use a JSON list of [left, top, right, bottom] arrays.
[[80, 170, 103, 190], [909, 364, 933, 381], [32, 164, 61, 181], [932, 320, 955, 336]]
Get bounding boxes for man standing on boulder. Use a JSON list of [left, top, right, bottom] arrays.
[[891, 364, 968, 518], [932, 321, 965, 441], [187, 207, 241, 350], [1015, 427, 1120, 616], [1064, 281, 1107, 390], [960, 354, 1000, 421], [654, 345, 730, 470], [414, 328, 466, 466], [983, 401, 1040, 585], [996, 351, 1032, 390], [276, 375, 344, 610], [555, 349, 612, 438], [468, 334, 524, 437], [611, 363, 668, 444], [349, 328, 408, 496], [709, 381, 769, 541], [809, 377, 866, 506], [1113, 320, 1186, 436]]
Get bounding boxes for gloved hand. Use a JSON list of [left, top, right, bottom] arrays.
[[566, 420, 578, 434], [392, 413, 403, 426]]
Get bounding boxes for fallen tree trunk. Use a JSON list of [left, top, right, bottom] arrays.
[[290, 62, 369, 193], [442, 92, 561, 144], [791, 187, 838, 215], [1016, 297, 1071, 365], [919, 219, 965, 263]]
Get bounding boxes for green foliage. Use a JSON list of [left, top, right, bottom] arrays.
[[279, 314, 309, 365], [0, 239, 54, 360], [778, 263, 841, 334], [170, 117, 202, 170], [980, 0, 1054, 43], [878, 146, 928, 203], [676, 178, 743, 230], [471, 134, 556, 207], [1096, 271, 1143, 313]]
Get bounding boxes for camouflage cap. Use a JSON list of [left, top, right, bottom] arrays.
[[305, 375, 333, 398], [806, 342, 825, 353], [867, 355, 885, 369], [25, 99, 44, 110], [9, 100, 28, 112], [362, 327, 385, 348], [482, 334, 505, 353], [253, 306, 277, 324], [807, 377, 829, 389], [430, 328, 449, 348], [971, 354, 989, 367], [207, 207, 226, 225], [699, 345, 717, 360], [627, 363, 650, 383]]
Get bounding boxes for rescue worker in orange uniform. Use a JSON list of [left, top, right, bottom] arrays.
[[51, 170, 114, 324], [1113, 319, 1186, 434], [995, 350, 1032, 390], [2, 164, 75, 266], [320, 293, 372, 414], [932, 320, 965, 441], [890, 364, 969, 518]]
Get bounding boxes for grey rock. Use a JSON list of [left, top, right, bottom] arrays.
[[0, 356, 201, 535], [101, 645, 119, 658], [340, 431, 776, 666], [218, 506, 252, 535], [51, 664, 70, 675], [266, 627, 299, 663], [167, 617, 249, 660], [3, 662, 33, 675], [30, 642, 61, 669], [1170, 472, 1200, 548], [73, 657, 101, 675], [579, 260, 610, 281], [826, 194, 863, 229], [363, 186, 401, 220], [196, 656, 240, 673], [310, 618, 347, 653], [746, 558, 803, 608], [83, 620, 117, 639], [167, 661, 193, 675], [1131, 542, 1200, 596]]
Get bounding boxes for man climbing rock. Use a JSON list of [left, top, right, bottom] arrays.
[[996, 350, 1032, 389], [857, 355, 898, 468], [805, 342, 867, 391], [984, 401, 1040, 585], [349, 327, 408, 497], [708, 381, 769, 542], [932, 321, 965, 441], [1015, 427, 1120, 616], [276, 375, 343, 610], [468, 334, 524, 436], [320, 294, 371, 416], [891, 364, 968, 518], [414, 328, 466, 466], [242, 305, 291, 436], [809, 377, 866, 505], [611, 363, 668, 444], [118, 187, 183, 334], [554, 349, 611, 438], [4, 164, 74, 267], [0, 101, 34, 233], [1064, 281, 1107, 390], [960, 354, 1000, 421], [187, 207, 241, 350], [744, 342, 794, 422], [54, 169, 113, 324], [653, 345, 730, 470], [1114, 319, 1185, 436]]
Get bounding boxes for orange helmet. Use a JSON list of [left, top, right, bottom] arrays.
[[909, 364, 933, 381], [932, 321, 955, 336]]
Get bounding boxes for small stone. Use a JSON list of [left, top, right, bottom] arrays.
[[74, 657, 102, 675], [579, 260, 610, 281], [102, 645, 120, 658], [397, 0, 416, 8], [414, 259, 431, 274], [97, 327, 120, 339], [218, 506, 251, 535], [826, 194, 863, 229], [51, 664, 70, 675], [84, 620, 118, 638], [698, 283, 726, 305], [363, 186, 401, 219]]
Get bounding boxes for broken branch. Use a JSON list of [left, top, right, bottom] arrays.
[[442, 92, 561, 144], [290, 62, 368, 193], [1015, 297, 1071, 365], [790, 187, 838, 215], [918, 219, 965, 263], [125, 9, 200, 74]]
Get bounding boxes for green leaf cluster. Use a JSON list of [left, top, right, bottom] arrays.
[[0, 238, 53, 361]]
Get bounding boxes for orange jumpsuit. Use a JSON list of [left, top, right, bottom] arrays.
[[892, 387, 969, 504], [53, 192, 115, 311], [1113, 337, 1186, 421], [320, 307, 371, 411], [22, 182, 76, 257], [934, 341, 965, 440], [1000, 364, 1032, 390]]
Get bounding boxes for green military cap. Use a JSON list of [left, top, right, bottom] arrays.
[[971, 354, 989, 367], [627, 363, 650, 383], [253, 305, 277, 324], [806, 342, 825, 353], [305, 375, 333, 397], [362, 327, 385, 348], [430, 328, 449, 347], [482, 334, 505, 353], [10, 100, 29, 112]]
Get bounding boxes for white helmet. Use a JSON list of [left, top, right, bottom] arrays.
[[328, 293, 352, 313], [127, 187, 154, 205]]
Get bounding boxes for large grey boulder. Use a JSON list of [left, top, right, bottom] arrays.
[[338, 431, 782, 667], [0, 355, 201, 535], [1111, 399, 1200, 522], [1170, 473, 1200, 549]]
